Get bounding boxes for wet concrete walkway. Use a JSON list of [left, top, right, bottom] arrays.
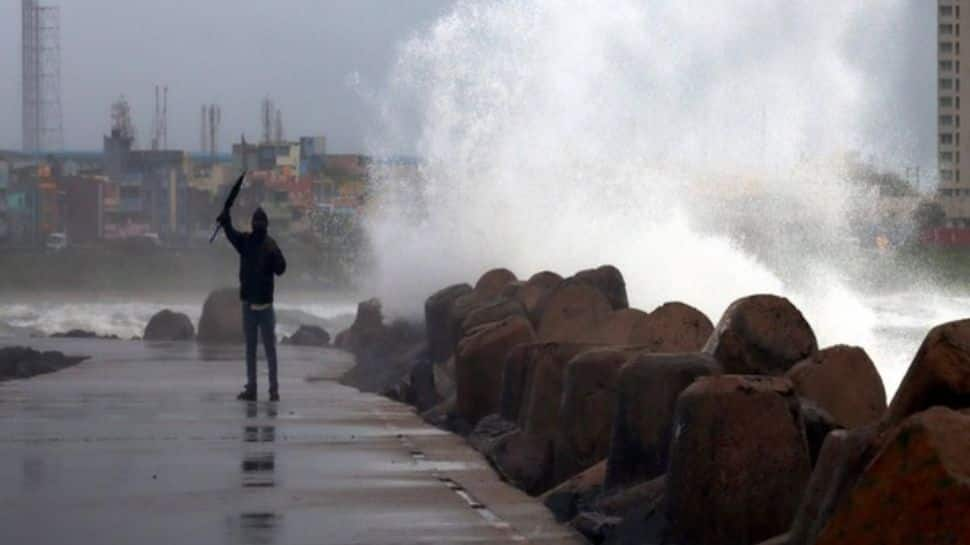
[[0, 338, 584, 545]]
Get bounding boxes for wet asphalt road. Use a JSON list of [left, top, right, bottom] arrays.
[[0, 338, 584, 545]]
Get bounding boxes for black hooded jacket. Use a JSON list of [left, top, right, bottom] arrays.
[[219, 211, 286, 304]]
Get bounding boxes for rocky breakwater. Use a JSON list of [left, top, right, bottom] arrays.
[[336, 265, 969, 545], [0, 346, 89, 380]]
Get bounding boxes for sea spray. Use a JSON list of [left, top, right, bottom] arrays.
[[365, 0, 931, 393]]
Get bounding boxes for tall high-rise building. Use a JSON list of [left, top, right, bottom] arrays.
[[939, 1, 970, 226]]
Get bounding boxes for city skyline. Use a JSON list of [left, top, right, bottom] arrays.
[[0, 0, 454, 154]]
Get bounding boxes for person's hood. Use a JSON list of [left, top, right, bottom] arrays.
[[251, 207, 269, 233]]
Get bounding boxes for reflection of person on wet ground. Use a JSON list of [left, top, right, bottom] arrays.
[[238, 403, 281, 544], [217, 207, 287, 402]]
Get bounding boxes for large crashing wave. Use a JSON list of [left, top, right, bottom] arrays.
[[365, 0, 929, 393]]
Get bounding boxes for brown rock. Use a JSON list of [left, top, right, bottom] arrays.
[[499, 342, 599, 426], [528, 270, 565, 290], [590, 308, 651, 345], [572, 264, 629, 310], [536, 281, 613, 342], [467, 413, 518, 453], [888, 319, 970, 425], [461, 297, 526, 334], [424, 283, 473, 363], [504, 271, 564, 324], [704, 294, 818, 375], [555, 347, 642, 483], [474, 268, 518, 299], [442, 293, 482, 355], [814, 407, 970, 545], [787, 426, 883, 545], [541, 460, 607, 522], [787, 345, 886, 428], [420, 394, 472, 435], [520, 344, 614, 439], [484, 428, 554, 495], [797, 397, 844, 466], [666, 375, 811, 545], [596, 474, 666, 517], [455, 315, 536, 426], [196, 288, 243, 344], [570, 511, 621, 544], [604, 352, 721, 490], [630, 302, 714, 352], [333, 298, 384, 352]]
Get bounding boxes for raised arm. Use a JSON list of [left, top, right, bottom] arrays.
[[217, 210, 245, 254]]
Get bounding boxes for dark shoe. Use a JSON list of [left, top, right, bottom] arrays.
[[269, 391, 280, 402], [237, 389, 257, 401]]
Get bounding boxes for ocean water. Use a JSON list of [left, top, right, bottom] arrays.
[[0, 298, 358, 342]]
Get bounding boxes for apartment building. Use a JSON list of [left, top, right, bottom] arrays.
[[939, 1, 970, 226]]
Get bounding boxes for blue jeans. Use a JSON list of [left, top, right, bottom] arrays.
[[242, 304, 278, 394]]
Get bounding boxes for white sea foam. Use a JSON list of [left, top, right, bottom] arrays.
[[0, 300, 356, 341]]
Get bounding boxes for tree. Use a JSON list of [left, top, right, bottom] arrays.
[[913, 200, 946, 233]]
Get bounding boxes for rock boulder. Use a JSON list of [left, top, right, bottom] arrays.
[[196, 288, 243, 344], [424, 283, 474, 363], [455, 315, 536, 426], [666, 375, 812, 545], [474, 268, 518, 299], [888, 319, 970, 425], [555, 347, 642, 483], [541, 460, 606, 522], [787, 345, 885, 428], [814, 407, 970, 545], [504, 271, 563, 324], [0, 346, 89, 380], [536, 281, 613, 342], [572, 265, 629, 310], [144, 309, 195, 341], [500, 342, 600, 426], [704, 294, 818, 375], [630, 302, 714, 352], [281, 325, 330, 347], [604, 352, 721, 490]]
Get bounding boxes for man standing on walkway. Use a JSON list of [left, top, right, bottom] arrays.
[[217, 207, 287, 401]]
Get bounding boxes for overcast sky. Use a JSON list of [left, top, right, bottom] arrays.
[[0, 0, 455, 153], [0, 0, 936, 166]]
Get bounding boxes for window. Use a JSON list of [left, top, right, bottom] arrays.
[[943, 170, 955, 182], [941, 78, 954, 89], [942, 24, 955, 35], [943, 151, 955, 163], [942, 115, 955, 126], [942, 96, 955, 108], [942, 5, 954, 18], [942, 60, 955, 72], [942, 41, 955, 53], [943, 133, 955, 145]]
